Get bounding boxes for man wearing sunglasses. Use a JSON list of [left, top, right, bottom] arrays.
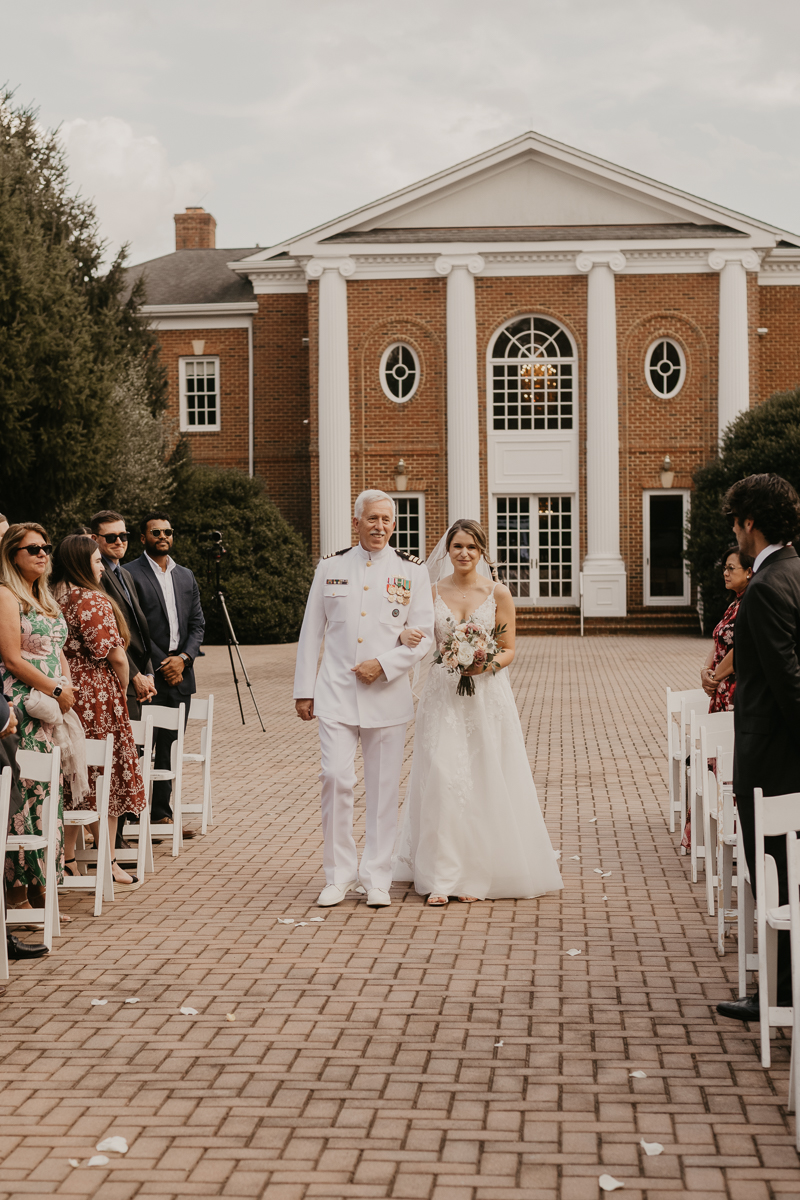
[[126, 512, 205, 832], [91, 510, 157, 721]]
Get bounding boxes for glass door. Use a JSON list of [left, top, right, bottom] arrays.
[[494, 495, 575, 605], [643, 490, 690, 605]]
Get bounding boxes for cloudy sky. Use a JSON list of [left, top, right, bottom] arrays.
[[3, 0, 800, 264]]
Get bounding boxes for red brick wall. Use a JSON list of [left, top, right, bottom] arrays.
[[174, 208, 216, 250], [157, 327, 249, 472], [252, 294, 312, 545], [758, 286, 800, 399], [616, 273, 718, 607]]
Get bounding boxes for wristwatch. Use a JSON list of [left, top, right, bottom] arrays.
[[52, 685, 63, 698], [179, 653, 192, 666]]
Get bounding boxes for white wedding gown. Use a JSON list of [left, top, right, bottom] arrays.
[[392, 587, 564, 900]]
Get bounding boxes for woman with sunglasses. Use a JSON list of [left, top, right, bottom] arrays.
[[0, 523, 75, 912]]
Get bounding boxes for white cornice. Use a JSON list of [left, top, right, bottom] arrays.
[[231, 261, 308, 294], [141, 301, 258, 317], [758, 250, 800, 286]]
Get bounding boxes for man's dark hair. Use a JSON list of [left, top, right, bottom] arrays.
[[90, 509, 126, 535], [723, 473, 800, 545], [140, 510, 172, 535]]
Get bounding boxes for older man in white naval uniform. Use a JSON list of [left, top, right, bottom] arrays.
[[295, 490, 435, 908]]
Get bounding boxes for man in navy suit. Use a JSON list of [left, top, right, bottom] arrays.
[[127, 512, 205, 828]]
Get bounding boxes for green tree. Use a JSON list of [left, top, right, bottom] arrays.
[[685, 387, 800, 632], [128, 466, 314, 645], [0, 91, 165, 528]]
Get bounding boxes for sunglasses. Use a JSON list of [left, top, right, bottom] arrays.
[[19, 544, 52, 557], [148, 528, 173, 538], [101, 532, 129, 544]]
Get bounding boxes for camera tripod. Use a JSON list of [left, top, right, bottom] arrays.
[[205, 536, 265, 731]]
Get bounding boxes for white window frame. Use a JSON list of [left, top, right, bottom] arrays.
[[645, 338, 686, 399], [179, 356, 221, 432], [389, 492, 426, 559], [490, 491, 578, 609], [643, 489, 691, 606], [380, 343, 420, 404]]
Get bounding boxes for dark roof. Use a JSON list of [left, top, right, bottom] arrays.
[[322, 223, 747, 244], [123, 248, 258, 306]]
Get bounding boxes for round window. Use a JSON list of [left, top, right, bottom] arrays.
[[646, 339, 686, 398], [380, 343, 420, 403]]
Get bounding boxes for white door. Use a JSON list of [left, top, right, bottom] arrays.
[[643, 490, 690, 606]]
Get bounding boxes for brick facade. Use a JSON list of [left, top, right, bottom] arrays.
[[158, 327, 249, 472], [759, 286, 800, 398]]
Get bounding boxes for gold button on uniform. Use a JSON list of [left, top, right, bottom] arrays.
[[358, 637, 363, 643], [361, 611, 366, 617], [364, 585, 369, 591]]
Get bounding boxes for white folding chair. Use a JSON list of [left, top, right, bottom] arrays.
[[126, 706, 185, 858], [0, 766, 14, 982], [696, 713, 734, 914], [716, 748, 738, 954], [754, 787, 800, 1067], [674, 689, 708, 848], [61, 735, 115, 916], [117, 714, 155, 878], [737, 815, 757, 996], [666, 687, 699, 833], [786, 831, 800, 1136], [6, 745, 62, 949], [182, 695, 214, 834]]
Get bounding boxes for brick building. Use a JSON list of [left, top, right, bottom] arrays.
[[126, 133, 800, 630]]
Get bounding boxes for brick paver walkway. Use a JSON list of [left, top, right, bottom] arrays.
[[2, 636, 799, 1200]]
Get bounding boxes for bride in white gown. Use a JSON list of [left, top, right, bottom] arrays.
[[392, 519, 563, 906]]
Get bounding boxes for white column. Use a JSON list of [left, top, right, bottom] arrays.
[[435, 255, 484, 524], [709, 250, 759, 441], [306, 257, 355, 556], [575, 251, 627, 618]]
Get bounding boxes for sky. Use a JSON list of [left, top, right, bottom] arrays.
[[3, 0, 800, 266]]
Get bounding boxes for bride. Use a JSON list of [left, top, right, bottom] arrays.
[[392, 519, 563, 907]]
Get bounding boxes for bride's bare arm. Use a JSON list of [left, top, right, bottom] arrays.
[[465, 585, 516, 674]]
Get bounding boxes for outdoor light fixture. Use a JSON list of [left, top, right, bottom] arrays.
[[395, 458, 408, 491], [660, 455, 675, 489]]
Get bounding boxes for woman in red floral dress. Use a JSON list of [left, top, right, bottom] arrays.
[[700, 546, 754, 712], [52, 535, 146, 886]]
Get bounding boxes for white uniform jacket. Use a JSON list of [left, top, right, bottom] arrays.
[[294, 542, 435, 728]]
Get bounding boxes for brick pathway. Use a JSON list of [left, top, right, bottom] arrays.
[[2, 636, 799, 1200]]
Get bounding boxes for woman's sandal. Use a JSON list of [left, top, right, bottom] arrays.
[[111, 859, 138, 886], [457, 896, 479, 903], [427, 894, 449, 906], [64, 858, 81, 878]]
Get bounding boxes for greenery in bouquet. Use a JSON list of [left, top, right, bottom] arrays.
[[433, 618, 506, 697]]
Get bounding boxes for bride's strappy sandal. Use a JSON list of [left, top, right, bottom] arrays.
[[427, 895, 448, 907]]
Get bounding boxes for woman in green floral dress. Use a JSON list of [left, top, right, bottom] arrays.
[[0, 523, 76, 911]]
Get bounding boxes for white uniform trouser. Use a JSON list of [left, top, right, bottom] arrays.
[[317, 718, 407, 892]]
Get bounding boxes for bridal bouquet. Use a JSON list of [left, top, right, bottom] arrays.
[[433, 618, 505, 697]]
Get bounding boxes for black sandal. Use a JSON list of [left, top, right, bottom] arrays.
[[64, 858, 81, 878], [111, 859, 138, 886]]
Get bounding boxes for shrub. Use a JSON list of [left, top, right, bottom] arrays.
[[685, 387, 800, 633]]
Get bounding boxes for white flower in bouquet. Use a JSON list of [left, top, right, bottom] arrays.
[[456, 641, 475, 667]]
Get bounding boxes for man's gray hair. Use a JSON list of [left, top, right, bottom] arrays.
[[354, 490, 396, 520]]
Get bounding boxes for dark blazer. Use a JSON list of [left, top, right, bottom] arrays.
[[733, 545, 800, 801], [126, 554, 205, 698], [100, 559, 154, 682]]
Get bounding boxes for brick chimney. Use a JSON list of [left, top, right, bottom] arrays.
[[174, 207, 216, 251]]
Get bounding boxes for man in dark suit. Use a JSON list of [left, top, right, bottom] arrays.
[[126, 512, 205, 829], [90, 510, 157, 721], [716, 473, 800, 1023]]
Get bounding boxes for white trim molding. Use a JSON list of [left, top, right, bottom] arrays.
[[758, 250, 800, 286], [178, 356, 221, 433], [142, 302, 258, 319]]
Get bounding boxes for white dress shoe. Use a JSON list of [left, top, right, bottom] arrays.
[[366, 888, 391, 908], [317, 880, 358, 907]]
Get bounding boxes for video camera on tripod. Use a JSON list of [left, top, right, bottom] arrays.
[[198, 528, 265, 732]]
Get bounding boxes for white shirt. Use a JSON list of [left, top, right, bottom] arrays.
[[294, 541, 435, 728], [752, 543, 785, 573], [144, 552, 180, 651]]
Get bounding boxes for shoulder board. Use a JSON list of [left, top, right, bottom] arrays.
[[322, 547, 352, 559], [395, 549, 424, 566]]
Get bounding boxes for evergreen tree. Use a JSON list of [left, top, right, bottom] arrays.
[[685, 387, 800, 632], [0, 90, 165, 528]]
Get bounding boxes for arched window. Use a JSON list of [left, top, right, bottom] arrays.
[[489, 316, 576, 431], [380, 343, 420, 402], [645, 339, 685, 398]]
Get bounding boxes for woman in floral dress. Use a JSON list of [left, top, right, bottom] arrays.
[[0, 523, 75, 910], [52, 535, 146, 887], [700, 545, 754, 712]]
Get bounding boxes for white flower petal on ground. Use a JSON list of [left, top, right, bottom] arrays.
[[601, 871, 612, 878], [494, 1040, 504, 1047], [569, 855, 580, 861], [590, 817, 598, 822], [554, 850, 561, 859], [226, 1014, 236, 1022], [593, 868, 604, 874], [566, 948, 581, 957], [87, 1155, 110, 1167], [96, 1137, 128, 1154], [603, 895, 609, 901], [90, 999, 108, 1006], [180, 1007, 198, 1016], [629, 1070, 647, 1078], [295, 922, 309, 926], [599, 1175, 625, 1191], [68, 1159, 81, 1167], [276, 918, 294, 924], [123, 998, 139, 1004], [640, 1139, 663, 1155]]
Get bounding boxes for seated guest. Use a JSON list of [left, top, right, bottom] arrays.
[[126, 513, 204, 833], [0, 523, 74, 916], [701, 545, 754, 712], [90, 510, 156, 721], [51, 535, 147, 886]]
